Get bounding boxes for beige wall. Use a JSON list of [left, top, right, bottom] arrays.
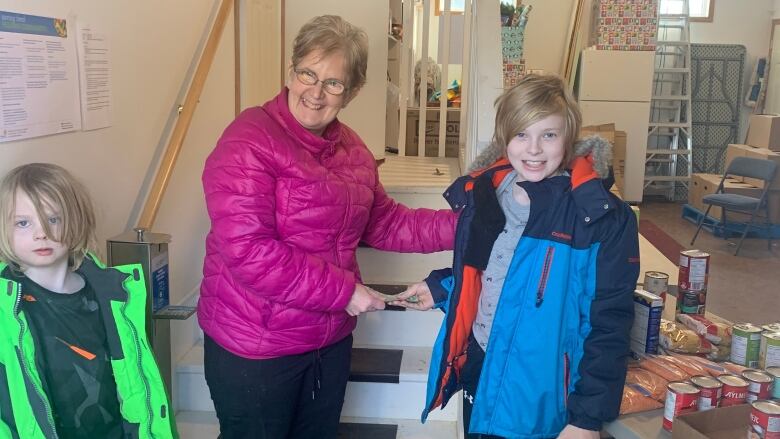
[[522, 0, 576, 74], [0, 1, 236, 310], [284, 0, 390, 157], [240, 0, 282, 109]]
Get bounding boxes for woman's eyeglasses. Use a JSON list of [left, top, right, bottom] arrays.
[[294, 69, 346, 96]]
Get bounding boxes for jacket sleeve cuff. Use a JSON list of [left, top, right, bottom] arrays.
[[566, 411, 603, 432], [425, 268, 453, 308]]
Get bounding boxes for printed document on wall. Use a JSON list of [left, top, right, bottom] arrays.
[[0, 11, 81, 142], [77, 24, 111, 130]]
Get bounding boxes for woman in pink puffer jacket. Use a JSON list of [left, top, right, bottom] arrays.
[[198, 15, 456, 439]]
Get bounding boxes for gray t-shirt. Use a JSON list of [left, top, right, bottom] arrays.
[[472, 171, 530, 350]]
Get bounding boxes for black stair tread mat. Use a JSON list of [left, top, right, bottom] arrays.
[[350, 348, 403, 383], [338, 422, 398, 439]]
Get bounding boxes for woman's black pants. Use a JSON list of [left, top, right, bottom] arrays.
[[204, 333, 352, 439]]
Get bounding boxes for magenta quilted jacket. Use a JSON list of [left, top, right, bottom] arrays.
[[198, 89, 456, 359]]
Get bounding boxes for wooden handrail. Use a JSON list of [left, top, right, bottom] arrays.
[[136, 0, 234, 230]]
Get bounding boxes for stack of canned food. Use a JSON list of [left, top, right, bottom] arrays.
[[660, 318, 780, 436], [676, 250, 710, 315]]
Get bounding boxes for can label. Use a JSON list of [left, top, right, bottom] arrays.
[[760, 332, 780, 369], [733, 324, 763, 367], [750, 400, 780, 439], [719, 375, 749, 407], [663, 382, 699, 431], [678, 250, 709, 291], [691, 375, 722, 411], [697, 386, 720, 410], [677, 290, 706, 315], [643, 271, 669, 304], [768, 367, 780, 399]]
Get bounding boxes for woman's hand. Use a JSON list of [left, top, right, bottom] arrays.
[[389, 282, 435, 311], [345, 284, 386, 316], [557, 424, 600, 439]]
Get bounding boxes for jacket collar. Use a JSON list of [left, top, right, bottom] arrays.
[[266, 87, 342, 157]]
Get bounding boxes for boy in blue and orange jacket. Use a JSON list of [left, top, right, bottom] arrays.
[[393, 74, 640, 438]]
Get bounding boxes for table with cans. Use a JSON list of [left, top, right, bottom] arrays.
[[604, 244, 780, 438]]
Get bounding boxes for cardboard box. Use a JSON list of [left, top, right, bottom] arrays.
[[746, 114, 780, 151], [405, 108, 460, 157], [689, 173, 763, 222], [723, 144, 780, 190], [671, 403, 750, 438]]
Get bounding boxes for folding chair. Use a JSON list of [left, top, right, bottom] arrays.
[[690, 156, 777, 256]]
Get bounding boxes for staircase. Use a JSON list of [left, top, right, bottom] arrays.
[[174, 156, 462, 438], [644, 0, 694, 200]]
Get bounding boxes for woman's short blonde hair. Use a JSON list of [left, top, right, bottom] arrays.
[[493, 74, 582, 170], [291, 15, 368, 102], [0, 163, 97, 270]]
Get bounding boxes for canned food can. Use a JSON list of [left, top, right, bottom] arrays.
[[749, 400, 780, 439], [718, 374, 749, 407], [744, 370, 775, 402], [678, 250, 709, 291], [766, 367, 780, 400], [691, 375, 722, 410], [677, 289, 707, 315], [663, 381, 700, 431], [733, 323, 764, 367], [643, 271, 669, 304], [762, 323, 780, 333], [760, 332, 780, 369]]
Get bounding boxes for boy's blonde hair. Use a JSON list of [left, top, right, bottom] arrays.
[[0, 163, 97, 270], [493, 74, 582, 170]]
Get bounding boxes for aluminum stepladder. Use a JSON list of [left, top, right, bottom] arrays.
[[645, 0, 693, 200]]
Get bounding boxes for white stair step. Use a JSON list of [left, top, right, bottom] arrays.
[[354, 301, 444, 347], [175, 411, 459, 439], [343, 345, 459, 421], [175, 342, 456, 420]]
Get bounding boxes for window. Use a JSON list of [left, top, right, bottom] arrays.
[[689, 0, 714, 22], [435, 0, 465, 15]]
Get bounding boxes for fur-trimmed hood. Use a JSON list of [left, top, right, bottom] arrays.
[[467, 135, 613, 178]]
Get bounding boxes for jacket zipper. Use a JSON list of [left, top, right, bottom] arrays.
[[563, 352, 570, 408], [13, 282, 58, 437], [119, 274, 155, 438], [536, 246, 555, 307]]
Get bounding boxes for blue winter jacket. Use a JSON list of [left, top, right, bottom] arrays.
[[421, 159, 640, 438]]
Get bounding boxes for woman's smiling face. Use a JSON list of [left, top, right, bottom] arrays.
[[287, 50, 347, 136]]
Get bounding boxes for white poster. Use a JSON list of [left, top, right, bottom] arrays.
[[0, 11, 81, 142], [77, 24, 111, 130]]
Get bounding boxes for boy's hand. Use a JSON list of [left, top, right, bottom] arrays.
[[556, 424, 599, 439], [389, 282, 434, 311]]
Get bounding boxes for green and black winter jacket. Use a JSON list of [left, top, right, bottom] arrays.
[[0, 255, 177, 438]]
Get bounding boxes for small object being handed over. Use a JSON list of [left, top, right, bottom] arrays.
[[365, 285, 420, 303]]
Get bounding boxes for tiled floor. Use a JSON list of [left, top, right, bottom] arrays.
[[639, 200, 780, 325]]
